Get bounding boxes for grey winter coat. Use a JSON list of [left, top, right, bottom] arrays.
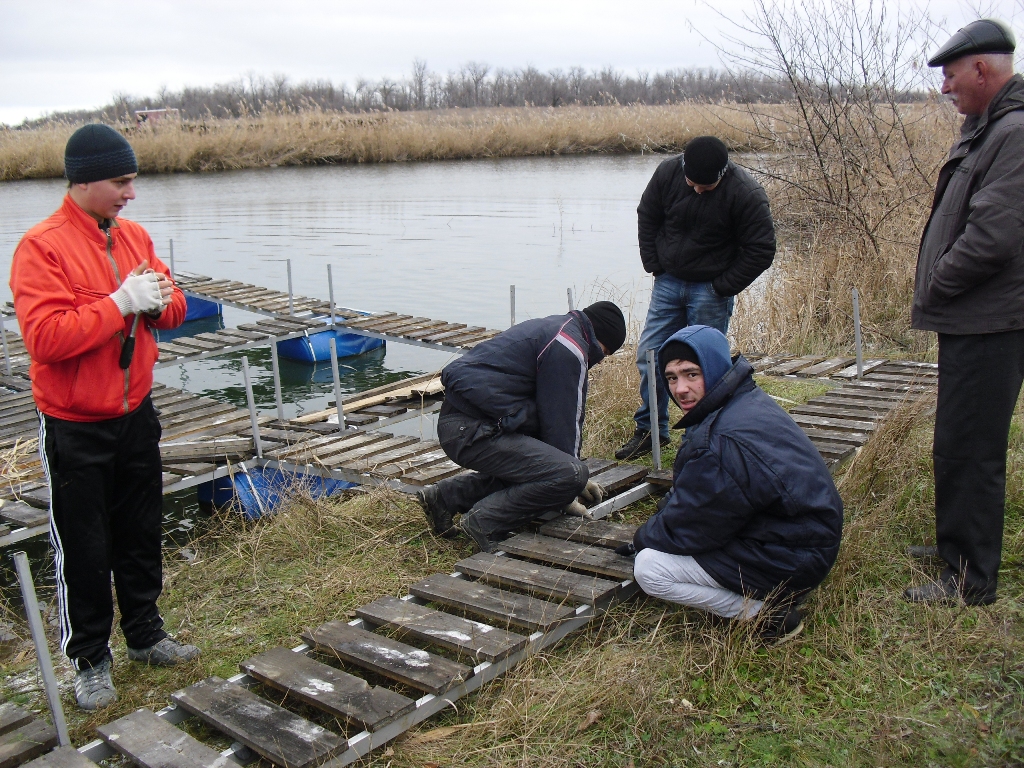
[[913, 75, 1024, 334]]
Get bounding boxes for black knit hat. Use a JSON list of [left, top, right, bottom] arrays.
[[64, 124, 138, 184], [928, 19, 1016, 67], [582, 301, 626, 354], [660, 341, 700, 373], [682, 136, 729, 185]]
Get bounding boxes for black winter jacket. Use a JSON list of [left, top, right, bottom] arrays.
[[440, 311, 604, 458], [637, 157, 776, 297], [633, 340, 843, 600]]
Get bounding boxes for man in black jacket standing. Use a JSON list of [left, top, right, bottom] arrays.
[[418, 302, 627, 553], [617, 136, 776, 460], [906, 20, 1024, 606], [620, 325, 843, 643]]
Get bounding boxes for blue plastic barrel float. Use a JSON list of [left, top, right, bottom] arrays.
[[197, 466, 355, 519], [183, 294, 222, 322], [276, 319, 384, 363]]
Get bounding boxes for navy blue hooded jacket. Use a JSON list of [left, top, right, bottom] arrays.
[[633, 325, 843, 600], [440, 311, 605, 457]]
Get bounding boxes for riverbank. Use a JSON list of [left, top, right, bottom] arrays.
[[0, 104, 771, 181], [0, 350, 1021, 765]]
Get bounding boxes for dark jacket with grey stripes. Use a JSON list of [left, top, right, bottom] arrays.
[[913, 75, 1024, 334], [637, 158, 776, 297], [632, 326, 843, 600], [440, 311, 604, 458]]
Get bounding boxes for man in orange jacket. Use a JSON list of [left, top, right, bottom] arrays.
[[10, 124, 196, 711]]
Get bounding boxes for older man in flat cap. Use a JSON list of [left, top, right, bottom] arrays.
[[906, 19, 1024, 605]]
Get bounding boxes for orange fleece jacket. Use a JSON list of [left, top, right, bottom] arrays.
[[10, 195, 186, 421]]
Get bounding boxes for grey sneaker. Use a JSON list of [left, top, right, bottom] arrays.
[[127, 636, 200, 666], [75, 657, 117, 711]]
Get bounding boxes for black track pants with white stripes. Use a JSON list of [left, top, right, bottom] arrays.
[[40, 396, 167, 670]]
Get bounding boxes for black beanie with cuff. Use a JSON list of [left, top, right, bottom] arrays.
[[660, 341, 701, 373], [64, 124, 138, 184], [582, 301, 627, 354], [682, 136, 729, 185]]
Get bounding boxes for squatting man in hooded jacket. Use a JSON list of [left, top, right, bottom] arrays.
[[417, 301, 627, 553], [615, 326, 844, 643], [905, 19, 1024, 606], [10, 125, 197, 711]]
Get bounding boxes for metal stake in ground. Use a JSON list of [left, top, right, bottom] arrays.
[[567, 287, 574, 311], [510, 285, 516, 327], [287, 258, 294, 316], [853, 288, 863, 380], [0, 311, 11, 376], [12, 551, 70, 747], [241, 355, 263, 458], [168, 238, 175, 279], [327, 263, 336, 326], [646, 348, 662, 471], [329, 336, 346, 433], [270, 342, 285, 421]]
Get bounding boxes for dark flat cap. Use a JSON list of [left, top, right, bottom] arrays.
[[928, 19, 1016, 67]]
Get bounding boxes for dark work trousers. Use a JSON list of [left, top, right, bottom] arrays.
[[435, 408, 589, 537], [39, 396, 167, 670], [934, 330, 1024, 599]]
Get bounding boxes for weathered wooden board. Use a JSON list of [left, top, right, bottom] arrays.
[[356, 596, 528, 663], [359, 404, 408, 417], [814, 394, 902, 410], [301, 621, 472, 694], [239, 646, 415, 732], [499, 534, 636, 581], [589, 465, 649, 495], [19, 746, 97, 768], [172, 676, 345, 768], [345, 441, 441, 474], [374, 450, 451, 479], [832, 359, 887, 378], [403, 323, 466, 340], [584, 458, 619, 476], [401, 461, 467, 486], [538, 516, 638, 548], [789, 404, 885, 421], [795, 357, 855, 377], [410, 573, 575, 632], [764, 356, 825, 376], [0, 720, 58, 768], [0, 502, 48, 528], [97, 708, 224, 768], [16, 487, 49, 511], [646, 468, 673, 487], [321, 436, 421, 469], [159, 437, 253, 461], [797, 428, 871, 447], [455, 553, 622, 604], [789, 413, 878, 434], [0, 704, 33, 737]]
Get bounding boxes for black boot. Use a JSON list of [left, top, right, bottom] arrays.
[[757, 604, 805, 646], [615, 430, 652, 460], [459, 512, 497, 554], [416, 485, 458, 539]]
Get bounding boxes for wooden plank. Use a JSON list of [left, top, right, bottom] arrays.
[[424, 326, 485, 343], [813, 442, 858, 461], [356, 596, 528, 663], [321, 436, 421, 469], [0, 720, 58, 768], [97, 708, 224, 768], [162, 336, 224, 352], [359, 404, 408, 417], [499, 533, 635, 581], [277, 433, 389, 463], [344, 441, 440, 473], [15, 487, 48, 511], [814, 394, 902, 409], [789, 404, 885, 421], [589, 464, 649, 495], [171, 676, 344, 768], [455, 553, 621, 604], [291, 374, 439, 424], [797, 428, 870, 447], [789, 413, 878, 434], [400, 461, 466, 486], [404, 323, 466, 340], [863, 372, 937, 385], [0, 502, 48, 529], [646, 468, 673, 487], [538, 517, 638, 548], [832, 359, 887, 379], [0, 704, 33, 737], [765, 356, 824, 376], [584, 457, 619, 476], [410, 574, 575, 632], [239, 647, 415, 732], [160, 437, 253, 461], [795, 357, 855, 377], [20, 745, 98, 768], [301, 621, 472, 695], [373, 449, 450, 479]]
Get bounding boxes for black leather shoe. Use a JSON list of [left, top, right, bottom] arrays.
[[459, 513, 497, 554], [615, 430, 652, 460], [906, 545, 940, 559], [904, 578, 995, 606], [416, 485, 458, 539]]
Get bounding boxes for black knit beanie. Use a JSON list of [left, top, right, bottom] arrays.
[[682, 136, 729, 185], [660, 341, 700, 373], [582, 301, 626, 354], [64, 124, 138, 184]]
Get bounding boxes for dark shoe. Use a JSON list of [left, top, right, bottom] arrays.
[[615, 430, 652, 460], [417, 485, 457, 539], [906, 545, 940, 559], [758, 607, 804, 646], [127, 636, 200, 666], [459, 513, 497, 554], [904, 577, 995, 606], [75, 657, 117, 711]]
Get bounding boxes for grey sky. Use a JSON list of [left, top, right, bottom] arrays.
[[0, 0, 1014, 126]]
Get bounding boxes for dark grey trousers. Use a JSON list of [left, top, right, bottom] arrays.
[[934, 330, 1024, 598], [435, 409, 589, 537]]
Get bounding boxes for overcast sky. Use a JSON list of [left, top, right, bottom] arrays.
[[1, 0, 1017, 126]]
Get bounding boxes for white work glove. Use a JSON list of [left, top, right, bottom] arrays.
[[579, 480, 606, 506], [563, 499, 594, 521], [110, 271, 163, 316]]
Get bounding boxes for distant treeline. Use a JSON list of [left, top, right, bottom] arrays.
[[27, 63, 806, 126]]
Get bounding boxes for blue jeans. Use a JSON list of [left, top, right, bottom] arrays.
[[634, 274, 733, 439]]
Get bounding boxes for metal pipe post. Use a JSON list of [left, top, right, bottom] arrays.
[[270, 343, 285, 421], [329, 337, 345, 433], [567, 287, 574, 311], [509, 285, 516, 327], [327, 263, 336, 325], [853, 288, 863, 379], [286, 258, 294, 316], [241, 356, 263, 458], [168, 238, 175, 278], [0, 311, 10, 376], [645, 348, 662, 470], [12, 551, 70, 747]]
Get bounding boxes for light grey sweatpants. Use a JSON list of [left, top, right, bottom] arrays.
[[634, 548, 764, 619]]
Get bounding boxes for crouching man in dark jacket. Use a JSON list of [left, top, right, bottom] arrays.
[[622, 325, 843, 643], [418, 302, 627, 553]]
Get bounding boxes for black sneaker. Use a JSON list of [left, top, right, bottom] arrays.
[[615, 430, 652, 460], [459, 513, 497, 554], [417, 485, 457, 538], [757, 607, 805, 646]]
